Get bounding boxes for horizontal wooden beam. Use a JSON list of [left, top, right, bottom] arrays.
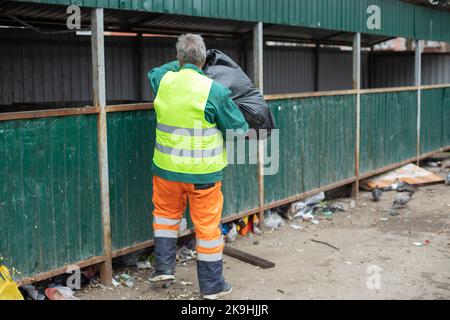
[[17, 255, 105, 287], [0, 107, 100, 121], [106, 103, 153, 113]]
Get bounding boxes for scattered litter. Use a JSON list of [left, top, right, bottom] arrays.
[[45, 285, 79, 300], [177, 246, 197, 262], [263, 210, 285, 229], [309, 239, 340, 251], [136, 260, 152, 270], [290, 224, 302, 230], [118, 274, 134, 288], [224, 223, 238, 242], [305, 192, 326, 206], [412, 240, 430, 247], [252, 215, 262, 235], [112, 278, 120, 287], [22, 284, 45, 300], [236, 217, 251, 236]]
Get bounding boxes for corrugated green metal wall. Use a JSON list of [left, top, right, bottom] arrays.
[[0, 115, 103, 279], [107, 110, 155, 250], [264, 95, 356, 204], [444, 88, 450, 147], [14, 0, 450, 42], [421, 88, 444, 154], [2, 87, 450, 281], [360, 90, 418, 174]]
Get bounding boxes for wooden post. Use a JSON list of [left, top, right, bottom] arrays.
[[314, 42, 320, 92], [91, 8, 112, 286], [415, 40, 422, 165], [136, 33, 146, 102], [254, 22, 265, 225], [352, 32, 361, 199]]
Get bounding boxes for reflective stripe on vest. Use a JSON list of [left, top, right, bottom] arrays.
[[153, 69, 227, 175]]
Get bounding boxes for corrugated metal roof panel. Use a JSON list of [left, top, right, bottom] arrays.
[[9, 0, 450, 42]]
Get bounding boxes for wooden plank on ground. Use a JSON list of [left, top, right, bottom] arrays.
[[223, 246, 275, 269]]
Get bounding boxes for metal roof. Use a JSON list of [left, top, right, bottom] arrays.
[[2, 0, 450, 42]]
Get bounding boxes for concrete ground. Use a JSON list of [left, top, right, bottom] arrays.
[[77, 170, 450, 300]]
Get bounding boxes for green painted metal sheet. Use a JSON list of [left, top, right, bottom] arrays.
[[107, 109, 259, 250], [360, 90, 417, 174], [420, 88, 444, 154], [107, 110, 155, 250], [0, 115, 102, 280], [14, 0, 450, 42], [444, 88, 450, 147], [264, 95, 356, 205]]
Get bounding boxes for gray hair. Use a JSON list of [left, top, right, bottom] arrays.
[[176, 33, 207, 67]]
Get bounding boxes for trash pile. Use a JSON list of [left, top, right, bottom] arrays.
[[262, 192, 348, 231], [12, 265, 99, 300], [221, 214, 262, 243]]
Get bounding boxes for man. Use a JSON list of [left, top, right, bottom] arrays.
[[147, 34, 249, 300]]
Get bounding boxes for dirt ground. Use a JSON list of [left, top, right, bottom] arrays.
[[77, 167, 450, 300]]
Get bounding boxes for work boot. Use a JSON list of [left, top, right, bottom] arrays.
[[148, 269, 175, 283], [202, 282, 233, 300]]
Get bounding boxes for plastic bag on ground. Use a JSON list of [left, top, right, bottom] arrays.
[[45, 285, 79, 300], [203, 49, 276, 139], [263, 210, 285, 229], [225, 223, 238, 242]]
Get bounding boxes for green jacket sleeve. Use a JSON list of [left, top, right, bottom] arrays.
[[205, 82, 249, 139], [148, 61, 181, 96]]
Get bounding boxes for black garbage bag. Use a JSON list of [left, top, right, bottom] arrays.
[[203, 49, 276, 139]]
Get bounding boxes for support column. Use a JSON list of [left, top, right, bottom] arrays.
[[415, 40, 422, 165], [314, 42, 320, 92], [352, 33, 361, 199], [253, 22, 265, 225], [91, 8, 112, 286]]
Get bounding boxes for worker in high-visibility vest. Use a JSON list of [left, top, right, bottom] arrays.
[[147, 33, 249, 300]]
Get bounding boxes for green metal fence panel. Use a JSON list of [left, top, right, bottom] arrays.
[[107, 110, 155, 250], [0, 115, 102, 280], [360, 90, 417, 174], [222, 142, 259, 218], [14, 0, 450, 42], [107, 109, 259, 250], [421, 88, 444, 154], [444, 88, 450, 147], [264, 95, 356, 205]]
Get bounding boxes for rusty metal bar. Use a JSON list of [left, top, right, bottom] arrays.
[[91, 7, 112, 286], [352, 32, 361, 199], [415, 40, 423, 166], [0, 107, 99, 121], [254, 22, 265, 226]]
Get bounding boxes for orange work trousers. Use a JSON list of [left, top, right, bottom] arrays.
[[152, 175, 224, 262]]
